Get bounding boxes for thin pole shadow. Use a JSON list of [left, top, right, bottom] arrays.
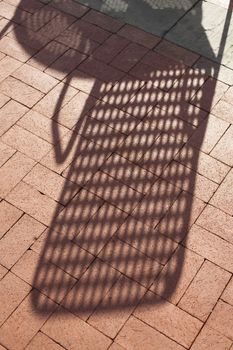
[[2, 0, 232, 317]]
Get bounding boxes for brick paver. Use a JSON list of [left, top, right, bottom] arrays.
[[190, 326, 232, 350], [0, 214, 45, 268], [25, 332, 65, 350], [211, 125, 233, 166], [0, 290, 57, 350], [0, 100, 28, 136], [0, 76, 44, 107], [0, 200, 22, 239], [0, 1, 232, 349], [206, 300, 233, 340], [151, 245, 204, 304], [116, 316, 186, 350], [134, 291, 203, 348], [178, 260, 231, 321], [0, 152, 35, 198]]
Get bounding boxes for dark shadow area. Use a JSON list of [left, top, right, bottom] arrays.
[[1, 0, 231, 317], [73, 0, 201, 36]]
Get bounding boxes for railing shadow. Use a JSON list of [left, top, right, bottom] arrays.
[[2, 0, 231, 318]]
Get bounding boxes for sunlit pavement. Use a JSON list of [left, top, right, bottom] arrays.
[[0, 0, 233, 349]]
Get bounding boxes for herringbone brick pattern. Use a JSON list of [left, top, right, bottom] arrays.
[[0, 1, 232, 349]]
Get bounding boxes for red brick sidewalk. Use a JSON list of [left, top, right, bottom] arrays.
[[0, 1, 232, 349]]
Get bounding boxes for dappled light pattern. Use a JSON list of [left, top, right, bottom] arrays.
[[11, 0, 218, 315], [143, 0, 193, 10]]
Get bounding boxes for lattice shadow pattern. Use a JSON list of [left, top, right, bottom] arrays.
[[9, 0, 218, 316]]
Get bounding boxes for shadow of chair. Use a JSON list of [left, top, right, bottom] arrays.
[[1, 0, 231, 317]]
